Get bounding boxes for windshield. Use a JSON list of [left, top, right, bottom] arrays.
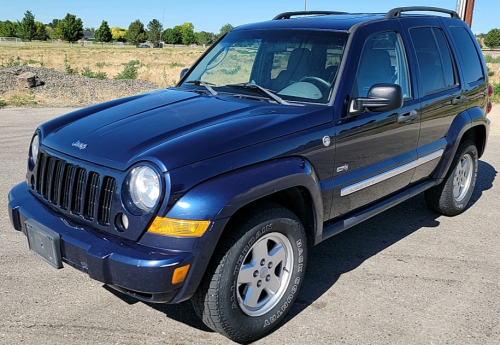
[[181, 29, 348, 104]]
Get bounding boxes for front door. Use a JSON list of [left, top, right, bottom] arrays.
[[330, 24, 421, 217]]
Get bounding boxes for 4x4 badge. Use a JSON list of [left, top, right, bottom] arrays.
[[72, 140, 88, 150], [337, 164, 349, 173]]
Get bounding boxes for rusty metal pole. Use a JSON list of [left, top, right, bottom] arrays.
[[464, 0, 475, 27]]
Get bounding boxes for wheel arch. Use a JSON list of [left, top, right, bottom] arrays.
[[434, 107, 489, 180], [165, 157, 323, 302]]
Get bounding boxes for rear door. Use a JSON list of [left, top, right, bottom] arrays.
[[400, 18, 466, 183]]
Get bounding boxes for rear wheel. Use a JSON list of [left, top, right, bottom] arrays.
[[192, 203, 307, 343], [425, 140, 478, 216]]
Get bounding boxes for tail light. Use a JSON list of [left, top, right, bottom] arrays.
[[486, 85, 493, 115]]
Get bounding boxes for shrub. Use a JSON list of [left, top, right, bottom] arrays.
[[484, 55, 500, 63], [81, 67, 107, 80], [114, 60, 141, 79], [64, 54, 78, 75], [492, 82, 500, 103], [0, 99, 7, 108]]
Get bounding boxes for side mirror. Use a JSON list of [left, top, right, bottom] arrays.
[[350, 83, 403, 115], [180, 68, 189, 80]]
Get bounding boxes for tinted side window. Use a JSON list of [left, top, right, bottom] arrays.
[[410, 28, 456, 95], [354, 32, 410, 98], [449, 27, 484, 84]]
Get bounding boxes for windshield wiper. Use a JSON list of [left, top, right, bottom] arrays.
[[226, 83, 290, 105], [185, 80, 218, 96]]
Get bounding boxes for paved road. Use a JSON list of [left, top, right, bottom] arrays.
[[1, 106, 499, 344]]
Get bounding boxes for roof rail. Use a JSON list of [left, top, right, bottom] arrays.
[[386, 6, 460, 19], [273, 11, 347, 20]]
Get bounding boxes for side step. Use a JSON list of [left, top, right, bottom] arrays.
[[320, 180, 437, 243]]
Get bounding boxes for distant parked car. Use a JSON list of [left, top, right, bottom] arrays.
[[136, 44, 150, 48]]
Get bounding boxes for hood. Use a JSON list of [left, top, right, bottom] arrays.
[[42, 88, 332, 171]]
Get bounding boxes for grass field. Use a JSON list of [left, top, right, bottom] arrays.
[[0, 42, 206, 88]]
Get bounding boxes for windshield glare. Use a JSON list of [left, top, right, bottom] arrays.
[[182, 29, 348, 104]]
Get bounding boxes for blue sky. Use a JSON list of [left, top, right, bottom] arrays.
[[1, 0, 498, 34]]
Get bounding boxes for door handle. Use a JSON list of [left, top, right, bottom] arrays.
[[397, 110, 418, 123], [452, 95, 467, 105]]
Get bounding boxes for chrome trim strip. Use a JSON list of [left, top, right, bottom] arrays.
[[340, 149, 444, 197]]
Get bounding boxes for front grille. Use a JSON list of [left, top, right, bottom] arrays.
[[34, 152, 116, 225]]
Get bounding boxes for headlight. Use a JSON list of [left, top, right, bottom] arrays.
[[30, 134, 40, 166], [128, 166, 160, 212]]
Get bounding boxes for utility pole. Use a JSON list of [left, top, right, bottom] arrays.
[[305, 0, 307, 11], [456, 0, 475, 27]]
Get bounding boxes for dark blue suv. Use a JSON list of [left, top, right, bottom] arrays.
[[8, 7, 492, 343]]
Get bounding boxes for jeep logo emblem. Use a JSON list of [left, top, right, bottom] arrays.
[[72, 140, 88, 150]]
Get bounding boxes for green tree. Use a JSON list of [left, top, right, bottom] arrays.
[[47, 19, 60, 29], [181, 22, 195, 45], [196, 31, 215, 45], [125, 20, 146, 45], [162, 27, 182, 44], [484, 29, 500, 49], [95, 20, 112, 46], [219, 23, 234, 37], [147, 19, 163, 44], [111, 27, 127, 41], [50, 21, 64, 39], [0, 20, 19, 37], [60, 13, 84, 44], [34, 21, 46, 40], [17, 10, 37, 42]]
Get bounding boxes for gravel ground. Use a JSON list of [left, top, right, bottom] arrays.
[[0, 66, 159, 107]]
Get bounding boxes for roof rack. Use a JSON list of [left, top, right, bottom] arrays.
[[273, 11, 347, 20], [386, 6, 460, 19]]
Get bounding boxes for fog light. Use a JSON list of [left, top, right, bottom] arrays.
[[115, 213, 129, 232], [121, 214, 129, 230]]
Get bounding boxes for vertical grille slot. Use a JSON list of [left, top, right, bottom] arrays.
[[50, 160, 64, 205], [36, 153, 47, 194], [84, 172, 100, 220], [61, 164, 74, 210], [42, 156, 54, 199], [99, 177, 116, 226], [72, 168, 86, 215]]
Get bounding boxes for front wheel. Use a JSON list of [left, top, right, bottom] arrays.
[[192, 203, 307, 343], [424, 140, 478, 216]]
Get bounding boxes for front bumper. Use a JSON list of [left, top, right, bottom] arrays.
[[8, 183, 194, 303]]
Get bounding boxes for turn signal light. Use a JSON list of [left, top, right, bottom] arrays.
[[172, 264, 190, 285], [488, 85, 493, 98], [147, 217, 210, 237]]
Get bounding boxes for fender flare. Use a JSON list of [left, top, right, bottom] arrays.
[[164, 157, 324, 302], [166, 156, 323, 228], [434, 107, 488, 180]]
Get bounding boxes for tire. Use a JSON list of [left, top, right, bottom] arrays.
[[424, 140, 478, 216], [191, 202, 307, 343]]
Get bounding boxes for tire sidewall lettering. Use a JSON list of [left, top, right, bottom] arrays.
[[225, 217, 306, 332]]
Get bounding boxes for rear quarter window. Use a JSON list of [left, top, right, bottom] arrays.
[[449, 27, 485, 84]]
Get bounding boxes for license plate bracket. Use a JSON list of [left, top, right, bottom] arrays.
[[25, 219, 63, 269]]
